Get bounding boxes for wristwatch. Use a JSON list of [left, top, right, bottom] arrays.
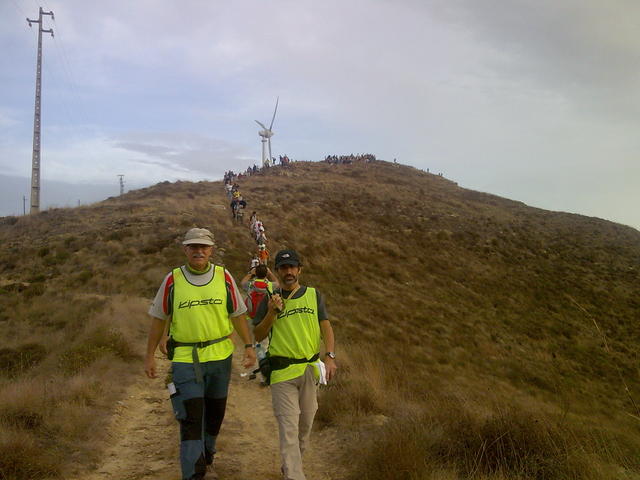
[[325, 351, 336, 360]]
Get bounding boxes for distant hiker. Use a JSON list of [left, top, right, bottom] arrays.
[[258, 243, 270, 265], [253, 249, 337, 480], [250, 255, 260, 270], [249, 211, 257, 230], [230, 195, 247, 221], [253, 220, 263, 238], [145, 227, 256, 480], [256, 231, 267, 246], [240, 264, 279, 323], [240, 264, 279, 383]]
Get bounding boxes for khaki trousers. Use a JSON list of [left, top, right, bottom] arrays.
[[271, 365, 318, 480]]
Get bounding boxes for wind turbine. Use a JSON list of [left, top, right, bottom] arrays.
[[255, 97, 279, 167]]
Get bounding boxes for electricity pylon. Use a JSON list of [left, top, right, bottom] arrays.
[[27, 7, 54, 214]]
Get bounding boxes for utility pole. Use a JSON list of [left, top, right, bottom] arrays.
[[117, 175, 125, 196], [27, 7, 54, 215], [23, 196, 26, 215]]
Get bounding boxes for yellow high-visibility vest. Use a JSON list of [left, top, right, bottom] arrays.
[[171, 265, 234, 363], [269, 287, 320, 384]]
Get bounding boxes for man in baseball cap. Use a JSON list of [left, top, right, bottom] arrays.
[[146, 227, 255, 480], [274, 249, 301, 268], [253, 249, 337, 480]]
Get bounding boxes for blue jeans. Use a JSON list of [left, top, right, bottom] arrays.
[[171, 355, 232, 480]]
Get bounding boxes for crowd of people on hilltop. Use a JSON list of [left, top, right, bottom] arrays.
[[224, 168, 257, 182], [225, 151, 379, 178], [223, 155, 294, 180], [323, 153, 376, 164]]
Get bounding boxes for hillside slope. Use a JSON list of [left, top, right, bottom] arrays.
[[1, 160, 639, 479]]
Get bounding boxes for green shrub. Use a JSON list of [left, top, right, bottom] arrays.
[[22, 283, 45, 298], [0, 216, 19, 226], [0, 430, 59, 480], [105, 229, 133, 241], [43, 250, 70, 266], [71, 270, 93, 286], [1, 409, 44, 430], [28, 273, 47, 283], [59, 326, 136, 375], [0, 343, 47, 378]]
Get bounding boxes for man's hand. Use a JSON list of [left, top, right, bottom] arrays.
[[145, 356, 157, 379], [158, 335, 169, 356], [243, 347, 257, 368], [269, 293, 283, 314], [324, 357, 338, 382]]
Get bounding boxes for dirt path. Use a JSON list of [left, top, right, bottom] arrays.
[[73, 348, 342, 480]]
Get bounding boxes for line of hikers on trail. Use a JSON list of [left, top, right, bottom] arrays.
[[224, 177, 246, 223], [145, 169, 337, 480]]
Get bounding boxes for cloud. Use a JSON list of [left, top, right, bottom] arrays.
[[0, 131, 251, 185], [432, 0, 640, 119], [112, 132, 255, 177], [1, 0, 638, 229]]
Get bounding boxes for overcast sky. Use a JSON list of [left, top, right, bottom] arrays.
[[1, 0, 639, 229]]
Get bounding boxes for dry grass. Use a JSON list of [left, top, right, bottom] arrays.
[[0, 429, 60, 480], [1, 161, 639, 477], [0, 293, 147, 478], [315, 343, 408, 426], [327, 346, 640, 480], [342, 403, 620, 480]]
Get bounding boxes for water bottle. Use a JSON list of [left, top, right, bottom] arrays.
[[255, 343, 268, 385], [255, 343, 266, 362]]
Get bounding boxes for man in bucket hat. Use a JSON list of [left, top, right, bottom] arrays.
[[145, 227, 256, 480], [253, 249, 337, 480]]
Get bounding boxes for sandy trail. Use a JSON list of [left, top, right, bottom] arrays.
[[72, 347, 341, 480]]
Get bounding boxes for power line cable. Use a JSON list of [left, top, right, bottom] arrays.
[[8, 0, 27, 18], [42, 52, 78, 133], [46, 11, 95, 131], [52, 34, 93, 129], [48, 15, 110, 182]]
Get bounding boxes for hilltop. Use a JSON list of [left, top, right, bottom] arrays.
[[0, 160, 639, 479]]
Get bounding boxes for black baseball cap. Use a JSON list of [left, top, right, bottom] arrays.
[[274, 249, 302, 268]]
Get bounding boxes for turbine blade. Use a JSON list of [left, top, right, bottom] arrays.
[[269, 96, 279, 130], [255, 120, 268, 130], [268, 137, 272, 162]]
